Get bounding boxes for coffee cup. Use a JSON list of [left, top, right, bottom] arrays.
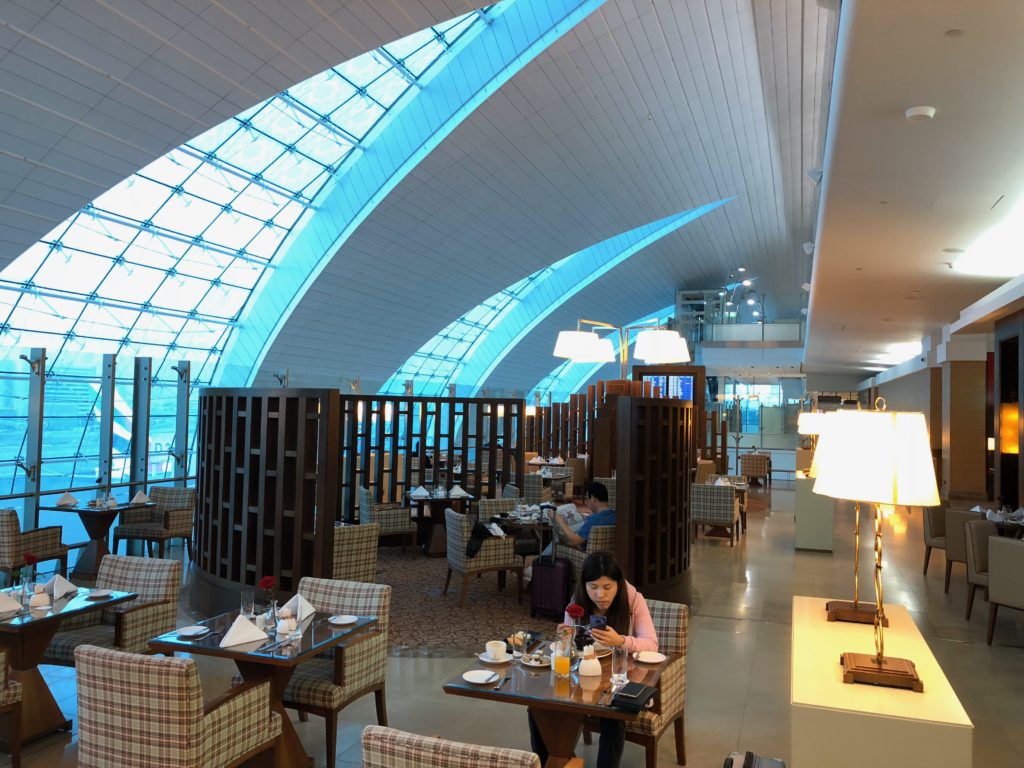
[[485, 640, 506, 660]]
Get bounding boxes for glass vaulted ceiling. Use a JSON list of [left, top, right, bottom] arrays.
[[0, 10, 488, 495]]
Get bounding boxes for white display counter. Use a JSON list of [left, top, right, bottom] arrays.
[[794, 472, 833, 551], [791, 596, 973, 768]]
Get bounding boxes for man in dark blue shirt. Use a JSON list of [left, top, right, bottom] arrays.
[[554, 481, 615, 548]]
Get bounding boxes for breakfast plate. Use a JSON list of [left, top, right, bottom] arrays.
[[634, 651, 667, 664], [86, 589, 112, 600], [462, 670, 499, 684], [177, 625, 210, 639], [519, 653, 551, 668], [328, 615, 358, 626], [478, 651, 513, 664]]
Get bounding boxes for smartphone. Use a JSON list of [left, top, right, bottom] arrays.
[[615, 682, 646, 699], [589, 615, 607, 630]]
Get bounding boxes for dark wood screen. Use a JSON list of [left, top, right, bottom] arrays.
[[615, 396, 694, 601], [197, 388, 339, 593], [338, 395, 525, 522]]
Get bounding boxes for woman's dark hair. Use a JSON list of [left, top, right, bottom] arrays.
[[573, 551, 630, 634]]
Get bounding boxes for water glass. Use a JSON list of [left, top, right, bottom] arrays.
[[240, 590, 255, 618], [611, 646, 628, 685]]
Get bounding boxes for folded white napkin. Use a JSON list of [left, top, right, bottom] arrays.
[[130, 490, 150, 504], [529, 456, 545, 465], [44, 574, 78, 599], [970, 505, 982, 512], [487, 522, 507, 538], [715, 477, 730, 486], [986, 509, 1005, 522], [550, 456, 565, 465], [1012, 508, 1024, 521], [0, 592, 21, 612], [282, 593, 316, 622], [449, 484, 469, 498], [219, 614, 267, 647], [409, 485, 429, 498], [453, 464, 462, 474], [57, 492, 78, 506]]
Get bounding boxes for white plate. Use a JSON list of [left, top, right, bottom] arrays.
[[86, 589, 112, 600], [177, 625, 209, 638], [519, 654, 551, 668], [462, 669, 499, 684], [328, 615, 358, 626], [634, 651, 667, 664], [478, 651, 513, 664]]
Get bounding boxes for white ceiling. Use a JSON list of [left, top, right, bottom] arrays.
[[804, 0, 1024, 374]]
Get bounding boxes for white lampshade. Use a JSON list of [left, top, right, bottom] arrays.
[[553, 330, 615, 363], [797, 411, 827, 436], [812, 409, 939, 507], [634, 330, 689, 363]]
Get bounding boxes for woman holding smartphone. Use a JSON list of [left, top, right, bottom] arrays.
[[527, 551, 658, 768]]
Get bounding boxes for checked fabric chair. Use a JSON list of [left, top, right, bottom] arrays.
[[276, 578, 391, 768], [502, 483, 521, 499], [585, 600, 689, 768], [739, 453, 770, 486], [362, 725, 564, 768], [964, 519, 997, 621], [112, 486, 195, 560], [524, 473, 552, 505], [0, 508, 67, 585], [333, 523, 380, 582], [707, 475, 748, 532], [43, 555, 181, 665], [76, 644, 280, 768], [443, 508, 522, 607], [0, 648, 22, 767], [359, 486, 417, 551], [690, 484, 740, 546], [593, 476, 617, 508], [553, 521, 616, 582], [922, 505, 946, 576]]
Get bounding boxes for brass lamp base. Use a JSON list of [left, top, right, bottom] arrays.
[[841, 652, 923, 692], [825, 600, 888, 626]]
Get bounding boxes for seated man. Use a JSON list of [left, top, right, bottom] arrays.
[[554, 480, 616, 549]]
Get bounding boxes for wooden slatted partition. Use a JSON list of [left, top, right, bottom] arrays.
[[615, 396, 694, 601]]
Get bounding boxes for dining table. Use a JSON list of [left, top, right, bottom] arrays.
[[443, 647, 673, 768], [0, 585, 137, 743], [149, 610, 378, 768], [407, 491, 474, 556], [40, 499, 156, 580]]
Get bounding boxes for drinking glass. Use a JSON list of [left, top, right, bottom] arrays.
[[240, 590, 255, 618], [511, 630, 528, 658], [552, 639, 572, 677], [611, 646, 628, 685]]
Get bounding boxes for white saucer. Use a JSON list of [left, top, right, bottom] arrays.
[[177, 625, 209, 638], [519, 654, 551, 668], [86, 589, 112, 600], [328, 615, 358, 626], [634, 651, 667, 664], [478, 651, 513, 664], [462, 670, 499, 684]]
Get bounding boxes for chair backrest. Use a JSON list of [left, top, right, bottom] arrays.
[[694, 459, 715, 485], [923, 506, 945, 543], [989, 537, 1024, 610], [690, 484, 736, 524], [964, 519, 997, 582], [478, 498, 517, 518], [0, 509, 22, 562], [645, 599, 688, 717], [97, 555, 182, 603], [593, 477, 616, 508], [523, 473, 551, 504], [740, 453, 769, 477], [568, 457, 586, 485], [361, 725, 541, 768], [945, 509, 983, 563], [76, 644, 203, 767], [586, 524, 616, 554], [358, 486, 375, 523], [444, 508, 471, 571], [333, 523, 380, 583], [299, 576, 391, 633], [502, 483, 520, 499], [150, 486, 196, 513]]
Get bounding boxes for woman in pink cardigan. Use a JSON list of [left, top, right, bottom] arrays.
[[528, 551, 658, 767]]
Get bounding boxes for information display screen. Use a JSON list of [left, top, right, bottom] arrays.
[[642, 374, 694, 401]]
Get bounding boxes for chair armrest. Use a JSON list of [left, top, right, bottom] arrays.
[[164, 507, 194, 533], [119, 508, 153, 525], [20, 527, 66, 556], [332, 628, 383, 687], [204, 680, 278, 766], [113, 600, 176, 651], [375, 506, 415, 533]]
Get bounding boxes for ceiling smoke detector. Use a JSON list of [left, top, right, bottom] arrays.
[[905, 105, 936, 122]]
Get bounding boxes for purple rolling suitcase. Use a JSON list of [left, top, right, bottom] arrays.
[[529, 556, 571, 619]]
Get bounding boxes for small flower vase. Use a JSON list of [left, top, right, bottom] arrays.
[[20, 567, 35, 605]]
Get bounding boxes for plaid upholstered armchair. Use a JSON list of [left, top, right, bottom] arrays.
[[358, 486, 416, 550], [43, 555, 181, 665], [739, 452, 771, 486], [443, 508, 522, 607], [0, 648, 22, 767], [593, 476, 617, 507], [0, 508, 67, 585], [332, 522, 380, 582], [112, 486, 195, 560], [76, 644, 280, 768], [524, 473, 552, 505], [362, 725, 549, 768], [690, 484, 740, 545], [553, 521, 616, 582], [502, 483, 521, 499], [279, 577, 391, 768], [707, 474, 748, 532]]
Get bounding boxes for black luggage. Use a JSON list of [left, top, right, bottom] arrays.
[[529, 556, 571, 618], [723, 751, 786, 768]]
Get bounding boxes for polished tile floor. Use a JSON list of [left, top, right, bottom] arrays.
[[16, 483, 1024, 766]]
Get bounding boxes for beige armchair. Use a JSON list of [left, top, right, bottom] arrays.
[[987, 536, 1024, 645], [0, 508, 67, 585], [502, 483, 521, 499], [690, 484, 740, 546], [964, 519, 996, 620], [358, 486, 416, 550], [708, 475, 748, 532], [76, 644, 280, 768], [333, 522, 380, 582], [567, 457, 587, 496], [593, 476, 616, 507], [694, 459, 715, 485], [113, 486, 195, 560], [524, 473, 552, 505], [739, 452, 770, 486], [922, 505, 946, 576], [443, 508, 522, 607], [553, 522, 616, 582], [944, 509, 982, 593], [362, 725, 549, 768]]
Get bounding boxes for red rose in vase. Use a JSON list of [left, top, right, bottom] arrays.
[[566, 603, 585, 621], [22, 553, 39, 567], [258, 575, 277, 607]]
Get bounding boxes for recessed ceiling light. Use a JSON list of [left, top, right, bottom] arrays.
[[737, 267, 747, 272], [753, 310, 760, 317], [726, 300, 734, 306], [746, 298, 756, 306], [742, 279, 752, 286], [905, 105, 936, 122], [718, 291, 726, 296]]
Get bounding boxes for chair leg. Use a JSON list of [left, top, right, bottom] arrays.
[[157, 540, 165, 559], [944, 560, 953, 593], [111, 536, 120, 557], [443, 568, 453, 595], [987, 603, 999, 645], [59, 554, 68, 578], [185, 537, 194, 562], [965, 583, 977, 620], [325, 709, 338, 768], [644, 735, 658, 768], [674, 713, 685, 765], [922, 545, 931, 575], [298, 711, 309, 722], [375, 685, 388, 726]]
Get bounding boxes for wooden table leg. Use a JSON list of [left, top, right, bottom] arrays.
[[235, 661, 311, 768], [528, 707, 584, 768], [72, 510, 118, 579], [0, 620, 71, 742]]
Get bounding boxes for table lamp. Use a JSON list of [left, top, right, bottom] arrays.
[[797, 411, 826, 450], [813, 405, 938, 691]]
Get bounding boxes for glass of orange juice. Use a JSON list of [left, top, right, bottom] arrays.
[[552, 637, 572, 677]]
